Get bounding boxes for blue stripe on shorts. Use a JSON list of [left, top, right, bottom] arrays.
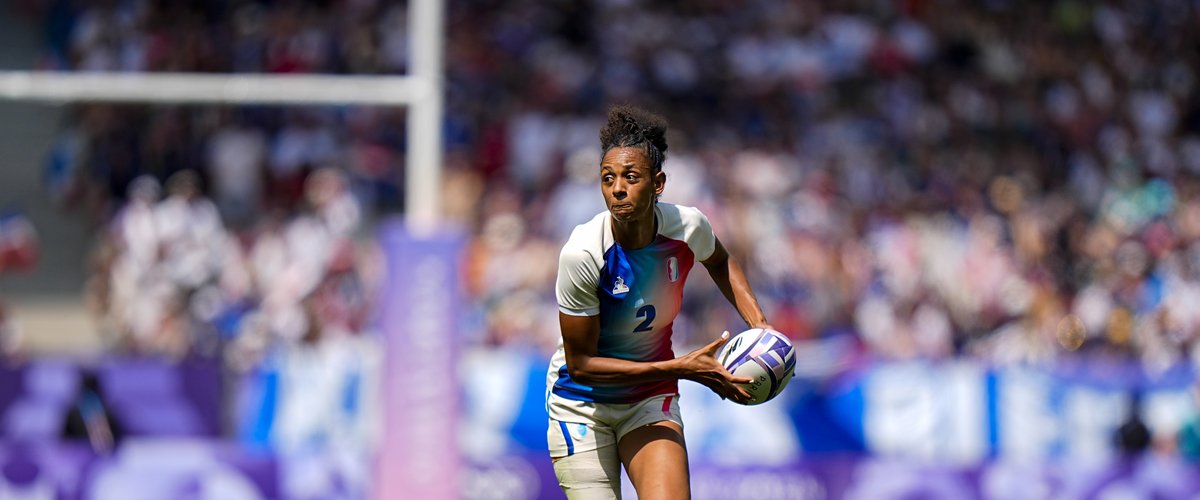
[[558, 420, 574, 456]]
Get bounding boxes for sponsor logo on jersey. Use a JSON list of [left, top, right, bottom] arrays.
[[612, 275, 630, 294], [667, 256, 679, 282]]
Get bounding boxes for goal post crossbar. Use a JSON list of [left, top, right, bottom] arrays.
[[0, 71, 429, 106]]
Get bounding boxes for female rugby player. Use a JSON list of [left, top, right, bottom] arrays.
[[547, 105, 771, 499]]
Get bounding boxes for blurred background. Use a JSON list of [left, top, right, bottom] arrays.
[[0, 0, 1199, 498]]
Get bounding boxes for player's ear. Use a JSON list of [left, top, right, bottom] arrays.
[[654, 170, 666, 198]]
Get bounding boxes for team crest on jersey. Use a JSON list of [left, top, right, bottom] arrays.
[[612, 275, 630, 295], [667, 257, 679, 282]]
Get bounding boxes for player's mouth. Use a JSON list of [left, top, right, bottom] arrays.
[[610, 203, 634, 214]]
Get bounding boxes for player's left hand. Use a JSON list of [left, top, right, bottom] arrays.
[[676, 331, 754, 403]]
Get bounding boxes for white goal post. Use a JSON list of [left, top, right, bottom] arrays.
[[0, 0, 446, 232]]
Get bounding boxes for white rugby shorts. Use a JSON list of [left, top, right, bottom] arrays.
[[547, 393, 683, 499]]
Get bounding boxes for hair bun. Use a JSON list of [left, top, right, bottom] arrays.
[[600, 105, 669, 170]]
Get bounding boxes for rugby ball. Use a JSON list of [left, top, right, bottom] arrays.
[[717, 328, 795, 405]]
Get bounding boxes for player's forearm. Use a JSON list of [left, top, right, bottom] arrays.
[[708, 256, 769, 328], [566, 355, 682, 386]]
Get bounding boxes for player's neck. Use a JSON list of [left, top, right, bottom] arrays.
[[610, 211, 657, 250]]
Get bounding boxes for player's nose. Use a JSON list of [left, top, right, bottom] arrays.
[[611, 181, 627, 199]]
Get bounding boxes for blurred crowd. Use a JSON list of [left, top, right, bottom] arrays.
[[85, 166, 373, 367], [24, 0, 1200, 375]]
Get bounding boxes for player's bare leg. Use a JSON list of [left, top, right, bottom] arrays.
[[618, 421, 689, 500]]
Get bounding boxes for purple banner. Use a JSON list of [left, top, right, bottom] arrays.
[[3, 441, 1199, 499], [687, 458, 1200, 500], [0, 439, 276, 500], [376, 221, 465, 499], [464, 452, 561, 500], [457, 454, 1200, 500]]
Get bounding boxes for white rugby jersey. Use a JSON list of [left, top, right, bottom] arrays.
[[547, 202, 717, 404]]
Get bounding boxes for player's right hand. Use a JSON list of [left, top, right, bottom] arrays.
[[676, 331, 754, 403]]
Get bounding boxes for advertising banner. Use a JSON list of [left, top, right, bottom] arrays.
[[376, 221, 465, 499]]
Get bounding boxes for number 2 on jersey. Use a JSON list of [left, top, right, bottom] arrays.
[[633, 305, 656, 332]]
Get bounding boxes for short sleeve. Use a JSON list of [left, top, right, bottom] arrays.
[[681, 207, 717, 262], [556, 245, 600, 316]]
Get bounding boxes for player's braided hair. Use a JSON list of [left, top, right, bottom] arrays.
[[599, 105, 668, 173]]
